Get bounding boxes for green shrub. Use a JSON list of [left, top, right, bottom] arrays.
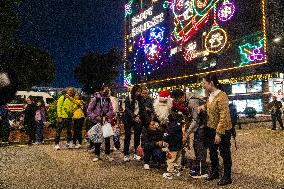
[[244, 107, 257, 118], [47, 100, 58, 128]]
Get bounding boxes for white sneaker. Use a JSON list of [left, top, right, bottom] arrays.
[[133, 154, 141, 160], [54, 144, 60, 150], [144, 164, 150, 170], [124, 156, 130, 162], [68, 143, 75, 148], [163, 172, 173, 180], [88, 148, 96, 153], [75, 144, 82, 149], [105, 155, 114, 162], [93, 156, 100, 162]]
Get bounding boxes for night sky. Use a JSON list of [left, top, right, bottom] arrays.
[[17, 0, 125, 87]]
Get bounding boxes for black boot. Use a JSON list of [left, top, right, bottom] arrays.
[[217, 177, 232, 186], [206, 172, 219, 181]]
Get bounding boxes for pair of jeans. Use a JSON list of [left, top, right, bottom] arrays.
[[271, 111, 284, 129], [94, 137, 111, 156], [55, 118, 72, 145], [193, 128, 207, 173], [206, 128, 232, 179], [123, 121, 142, 156], [144, 147, 166, 164], [35, 121, 44, 143], [73, 118, 84, 145]]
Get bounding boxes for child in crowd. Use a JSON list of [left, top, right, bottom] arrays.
[[163, 89, 189, 179], [186, 97, 208, 178], [34, 99, 46, 144], [141, 120, 166, 170]]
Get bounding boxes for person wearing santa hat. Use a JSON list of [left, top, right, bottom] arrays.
[[152, 90, 172, 130]]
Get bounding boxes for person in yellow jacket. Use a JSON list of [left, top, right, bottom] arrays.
[[72, 92, 85, 149], [54, 87, 76, 150], [202, 74, 233, 186]]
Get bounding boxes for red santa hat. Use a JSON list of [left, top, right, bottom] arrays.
[[159, 90, 170, 100]]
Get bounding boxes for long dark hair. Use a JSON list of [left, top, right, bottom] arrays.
[[130, 85, 142, 101], [204, 74, 223, 91]]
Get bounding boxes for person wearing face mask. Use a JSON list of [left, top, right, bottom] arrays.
[[123, 85, 145, 162], [87, 85, 115, 162], [202, 74, 233, 186]]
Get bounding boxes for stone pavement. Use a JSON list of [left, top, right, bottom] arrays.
[[0, 122, 284, 189]]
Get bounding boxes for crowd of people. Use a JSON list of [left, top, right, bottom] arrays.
[[46, 74, 233, 186], [0, 73, 237, 186]]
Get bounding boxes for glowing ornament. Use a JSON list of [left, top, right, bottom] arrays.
[[205, 27, 227, 53], [183, 41, 197, 62], [239, 38, 264, 66], [149, 27, 165, 42], [217, 1, 235, 22], [144, 40, 161, 61]]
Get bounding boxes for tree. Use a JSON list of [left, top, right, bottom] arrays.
[[75, 48, 124, 94], [0, 0, 56, 90]]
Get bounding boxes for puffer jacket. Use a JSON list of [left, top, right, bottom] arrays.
[[57, 95, 75, 118]]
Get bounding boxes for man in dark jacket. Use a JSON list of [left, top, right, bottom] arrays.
[[269, 96, 284, 130], [24, 97, 37, 145], [0, 105, 10, 143], [141, 120, 166, 170]]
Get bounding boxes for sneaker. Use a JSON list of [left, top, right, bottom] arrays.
[[133, 154, 141, 160], [54, 144, 60, 150], [93, 156, 100, 162], [144, 164, 150, 170], [105, 155, 114, 162], [175, 170, 181, 177], [75, 144, 82, 149], [163, 172, 173, 180], [33, 142, 40, 145], [68, 143, 75, 148], [124, 155, 130, 162]]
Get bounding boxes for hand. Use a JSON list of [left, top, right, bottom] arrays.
[[198, 105, 205, 113], [182, 136, 188, 144], [134, 116, 140, 123], [0, 116, 2, 121], [57, 117, 62, 123], [214, 134, 221, 144]]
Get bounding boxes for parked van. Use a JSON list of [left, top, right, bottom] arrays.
[[7, 91, 55, 112]]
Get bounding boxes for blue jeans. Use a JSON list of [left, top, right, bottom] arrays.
[[144, 148, 166, 164], [35, 121, 44, 143]]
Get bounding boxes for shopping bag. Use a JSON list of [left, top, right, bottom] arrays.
[[136, 144, 144, 157], [87, 123, 103, 143], [102, 122, 114, 138]]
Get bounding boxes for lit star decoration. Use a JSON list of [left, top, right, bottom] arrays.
[[239, 38, 264, 66], [125, 0, 134, 17], [183, 41, 197, 62], [149, 27, 165, 42], [205, 27, 228, 53], [217, 0, 235, 22]]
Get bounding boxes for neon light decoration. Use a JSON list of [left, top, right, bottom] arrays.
[[124, 73, 133, 87], [239, 38, 264, 66], [144, 40, 161, 61], [217, 0, 235, 22], [183, 41, 197, 62], [193, 0, 216, 16], [205, 27, 227, 53], [149, 27, 165, 42], [138, 35, 145, 48], [125, 0, 134, 17]]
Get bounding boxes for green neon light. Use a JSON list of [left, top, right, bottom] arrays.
[[125, 0, 134, 17], [163, 1, 170, 9], [239, 38, 264, 66]]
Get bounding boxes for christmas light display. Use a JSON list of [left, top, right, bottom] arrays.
[[125, 0, 134, 17], [205, 27, 227, 53], [183, 41, 197, 61], [239, 38, 264, 66], [124, 73, 133, 87], [144, 40, 161, 61], [149, 26, 165, 42], [217, 0, 235, 22], [138, 35, 145, 48]]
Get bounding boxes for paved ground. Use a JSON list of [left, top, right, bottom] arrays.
[[1, 122, 284, 189]]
